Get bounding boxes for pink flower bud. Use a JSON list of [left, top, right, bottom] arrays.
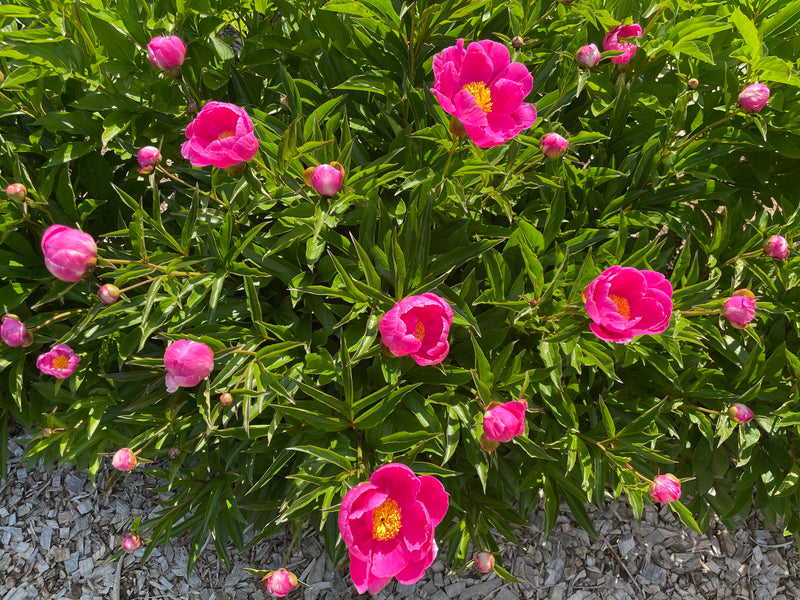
[[41, 224, 97, 282], [164, 339, 214, 393], [649, 473, 681, 503], [36, 344, 79, 378], [112, 448, 137, 471], [1, 315, 32, 347], [474, 552, 495, 573], [763, 235, 789, 260], [220, 392, 233, 406], [575, 43, 601, 68], [603, 24, 642, 65], [98, 284, 120, 305], [5, 183, 27, 202], [511, 36, 524, 49], [303, 162, 345, 197], [483, 400, 527, 443], [728, 403, 754, 424], [137, 146, 161, 174], [147, 36, 186, 72], [121, 534, 141, 552], [738, 83, 770, 114], [168, 446, 181, 460], [263, 569, 298, 597], [723, 289, 756, 329], [687, 78, 699, 90], [541, 132, 569, 159]]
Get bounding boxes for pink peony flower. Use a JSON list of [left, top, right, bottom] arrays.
[[121, 534, 141, 552], [112, 447, 137, 471], [338, 463, 449, 594], [36, 344, 79, 378], [474, 552, 495, 573], [723, 289, 756, 329], [575, 43, 601, 68], [378, 293, 453, 366], [263, 569, 298, 597], [1, 315, 31, 347], [482, 400, 527, 443], [649, 474, 681, 503], [763, 235, 789, 260], [303, 162, 345, 196], [738, 83, 770, 114], [181, 102, 259, 170], [728, 403, 754, 424], [431, 38, 537, 148], [164, 339, 214, 393], [98, 284, 120, 304], [147, 36, 186, 75], [41, 224, 97, 282], [603, 24, 643, 64], [541, 132, 569, 159], [137, 146, 161, 174], [583, 266, 673, 343], [5, 183, 26, 201]]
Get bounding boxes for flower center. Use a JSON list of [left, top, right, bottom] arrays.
[[52, 355, 70, 370], [414, 321, 425, 341], [463, 81, 493, 113], [216, 130, 236, 140], [372, 498, 402, 541], [609, 294, 631, 319]]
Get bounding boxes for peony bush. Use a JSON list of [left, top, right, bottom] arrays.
[[1, 0, 800, 590]]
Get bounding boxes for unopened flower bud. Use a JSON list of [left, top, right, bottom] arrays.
[[41, 427, 53, 438], [649, 474, 681, 503], [541, 132, 569, 159], [137, 146, 161, 175], [475, 552, 495, 573], [303, 162, 345, 197], [738, 83, 770, 114], [728, 403, 754, 424], [723, 289, 756, 329], [2, 315, 32, 347], [98, 284, 121, 305], [280, 95, 289, 111], [112, 448, 137, 472], [0, 71, 4, 86], [263, 569, 298, 597], [121, 534, 141, 552], [763, 235, 789, 260], [511, 36, 524, 49], [188, 102, 198, 113], [478, 432, 500, 452], [168, 446, 181, 460], [575, 44, 601, 68], [687, 78, 699, 90], [220, 392, 233, 406], [6, 183, 27, 202], [449, 117, 466, 137]]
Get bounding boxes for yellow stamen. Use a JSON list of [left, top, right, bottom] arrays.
[[462, 81, 493, 113], [372, 498, 402, 541], [414, 321, 425, 341], [216, 130, 236, 140], [52, 355, 70, 370], [609, 294, 631, 319]]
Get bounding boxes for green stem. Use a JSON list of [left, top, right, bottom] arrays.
[[29, 309, 88, 332]]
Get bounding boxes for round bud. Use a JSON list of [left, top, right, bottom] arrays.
[[5, 183, 27, 202], [511, 36, 524, 49], [687, 78, 699, 90], [41, 428, 53, 438], [98, 284, 121, 305], [168, 447, 181, 460], [475, 552, 495, 573], [220, 392, 233, 406], [121, 534, 141, 552]]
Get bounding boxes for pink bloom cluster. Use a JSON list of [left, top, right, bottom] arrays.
[[603, 24, 643, 64], [164, 339, 214, 393], [338, 463, 449, 594], [583, 266, 673, 343], [723, 289, 756, 329], [181, 102, 259, 170], [431, 39, 537, 147], [379, 293, 453, 366]]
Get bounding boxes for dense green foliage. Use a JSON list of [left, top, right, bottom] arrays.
[[2, 0, 800, 577]]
